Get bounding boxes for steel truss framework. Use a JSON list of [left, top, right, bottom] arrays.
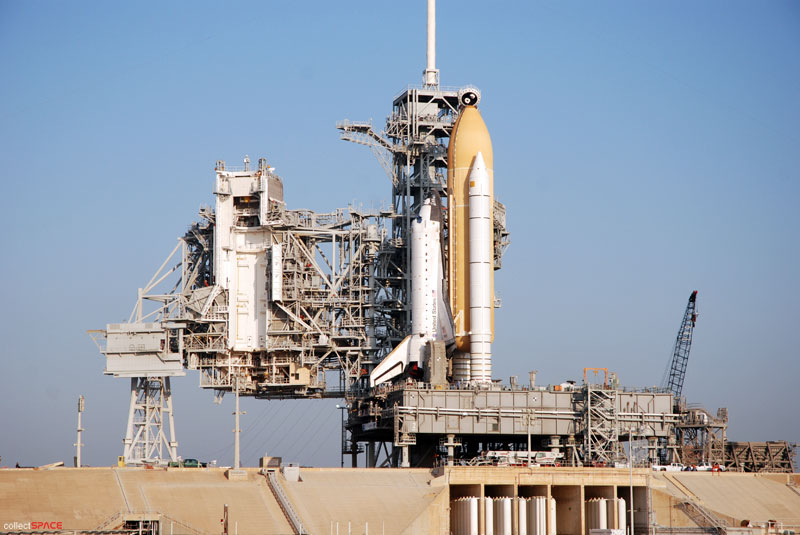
[[122, 377, 177, 465], [190, 203, 388, 399], [583, 385, 625, 464], [674, 406, 728, 467], [104, 200, 389, 399], [95, 169, 391, 462], [725, 441, 796, 473]]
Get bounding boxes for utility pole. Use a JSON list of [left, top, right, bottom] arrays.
[[629, 445, 634, 535], [75, 395, 85, 468], [629, 427, 643, 535]]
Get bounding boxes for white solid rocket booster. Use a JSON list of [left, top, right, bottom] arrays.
[[468, 152, 492, 383]]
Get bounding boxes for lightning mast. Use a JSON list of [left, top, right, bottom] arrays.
[[663, 290, 699, 402]]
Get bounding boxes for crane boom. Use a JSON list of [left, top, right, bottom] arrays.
[[663, 290, 698, 400]]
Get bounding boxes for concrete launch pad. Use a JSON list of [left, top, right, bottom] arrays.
[[1, 466, 798, 535]]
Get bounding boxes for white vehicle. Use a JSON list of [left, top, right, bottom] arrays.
[[482, 450, 564, 466], [651, 462, 685, 472]]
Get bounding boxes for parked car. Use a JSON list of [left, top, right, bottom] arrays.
[[651, 463, 685, 472]]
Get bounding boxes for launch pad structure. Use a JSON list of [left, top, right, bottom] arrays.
[[89, 1, 794, 474]]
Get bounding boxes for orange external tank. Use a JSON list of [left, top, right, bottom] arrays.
[[447, 105, 494, 353]]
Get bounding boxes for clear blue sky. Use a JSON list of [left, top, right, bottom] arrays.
[[1, 1, 798, 468]]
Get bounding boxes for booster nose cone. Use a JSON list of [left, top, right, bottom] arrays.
[[468, 152, 489, 189]]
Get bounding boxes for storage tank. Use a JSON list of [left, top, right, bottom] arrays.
[[586, 498, 608, 530], [450, 497, 479, 535], [524, 496, 548, 535], [450, 496, 478, 535], [491, 497, 512, 535], [485, 497, 494, 535], [613, 497, 626, 532], [517, 497, 529, 535]]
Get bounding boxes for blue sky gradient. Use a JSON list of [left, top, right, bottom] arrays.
[[1, 1, 798, 468]]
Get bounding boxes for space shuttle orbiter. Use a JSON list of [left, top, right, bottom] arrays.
[[369, 200, 454, 387]]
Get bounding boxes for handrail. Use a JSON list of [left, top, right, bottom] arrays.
[[679, 501, 728, 535], [95, 510, 204, 534], [265, 471, 308, 535]]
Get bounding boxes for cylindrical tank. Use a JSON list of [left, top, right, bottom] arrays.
[[485, 497, 494, 535], [469, 497, 479, 535], [447, 105, 494, 356], [525, 496, 548, 535], [450, 497, 479, 535], [517, 497, 529, 535], [492, 497, 512, 535], [616, 497, 626, 532], [586, 498, 608, 530]]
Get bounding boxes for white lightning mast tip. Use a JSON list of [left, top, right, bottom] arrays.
[[424, 0, 439, 86]]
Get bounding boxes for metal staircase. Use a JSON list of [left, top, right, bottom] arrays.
[[678, 501, 728, 535], [265, 471, 308, 535]]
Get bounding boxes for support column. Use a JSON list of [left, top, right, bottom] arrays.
[[123, 379, 137, 461], [367, 442, 376, 468], [233, 377, 241, 469], [447, 434, 455, 467], [647, 436, 658, 465], [164, 377, 178, 461]]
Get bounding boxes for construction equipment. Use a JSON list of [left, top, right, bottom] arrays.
[[663, 290, 698, 402]]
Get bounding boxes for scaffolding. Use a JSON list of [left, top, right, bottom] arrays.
[[674, 406, 728, 466]]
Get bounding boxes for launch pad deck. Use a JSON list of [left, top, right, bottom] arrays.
[[346, 381, 678, 468]]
